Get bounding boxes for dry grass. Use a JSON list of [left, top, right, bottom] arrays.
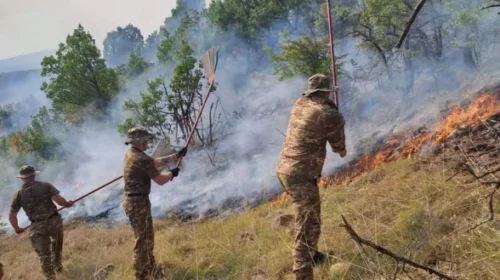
[[1, 159, 500, 279]]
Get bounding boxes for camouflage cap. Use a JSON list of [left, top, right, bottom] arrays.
[[125, 126, 155, 145], [16, 165, 40, 178], [304, 74, 331, 96]]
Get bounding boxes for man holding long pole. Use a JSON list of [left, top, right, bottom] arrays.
[[122, 126, 186, 280], [276, 74, 346, 280], [8, 165, 74, 280]]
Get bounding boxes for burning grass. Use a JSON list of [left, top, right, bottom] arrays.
[[331, 88, 500, 186], [1, 160, 500, 279]]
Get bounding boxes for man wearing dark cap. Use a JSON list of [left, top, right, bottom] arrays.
[[123, 126, 187, 280], [9, 165, 74, 280], [276, 74, 346, 280]]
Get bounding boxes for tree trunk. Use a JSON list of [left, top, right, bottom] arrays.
[[462, 33, 477, 69], [404, 40, 415, 95]]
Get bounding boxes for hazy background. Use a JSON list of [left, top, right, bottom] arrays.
[[0, 0, 185, 59], [1, 0, 499, 232]]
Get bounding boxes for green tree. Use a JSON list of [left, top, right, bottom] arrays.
[[0, 107, 61, 160], [103, 24, 144, 67], [157, 11, 201, 64], [121, 41, 217, 146], [143, 30, 162, 61], [41, 25, 119, 124], [205, 0, 309, 45], [117, 52, 152, 78], [266, 34, 346, 80], [0, 104, 14, 129]]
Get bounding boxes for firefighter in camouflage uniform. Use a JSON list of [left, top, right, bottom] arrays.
[[123, 126, 187, 280], [9, 165, 74, 280], [277, 74, 347, 280]]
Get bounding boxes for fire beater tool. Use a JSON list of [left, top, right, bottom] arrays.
[[325, 0, 339, 108]]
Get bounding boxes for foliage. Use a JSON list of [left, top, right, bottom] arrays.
[[118, 78, 172, 140], [0, 107, 61, 160], [266, 34, 346, 80], [205, 0, 310, 45], [157, 28, 176, 64], [157, 11, 201, 64], [143, 30, 163, 61], [121, 40, 214, 146], [103, 24, 144, 67], [116, 51, 152, 78], [0, 104, 15, 129], [41, 25, 120, 124]]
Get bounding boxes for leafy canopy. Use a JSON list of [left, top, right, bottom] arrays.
[[41, 24, 119, 124]]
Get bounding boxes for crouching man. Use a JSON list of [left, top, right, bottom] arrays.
[[9, 165, 74, 280]]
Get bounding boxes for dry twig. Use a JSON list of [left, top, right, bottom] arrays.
[[341, 215, 455, 280], [467, 188, 498, 232]]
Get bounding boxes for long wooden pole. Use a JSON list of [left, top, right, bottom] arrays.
[[22, 175, 123, 230], [326, 0, 339, 108], [175, 81, 215, 168]]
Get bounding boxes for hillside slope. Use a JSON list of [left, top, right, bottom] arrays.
[[1, 86, 499, 280], [0, 157, 499, 280], [0, 51, 54, 74]]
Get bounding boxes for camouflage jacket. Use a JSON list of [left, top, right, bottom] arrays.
[[277, 95, 346, 179], [124, 147, 160, 195], [10, 181, 60, 222]]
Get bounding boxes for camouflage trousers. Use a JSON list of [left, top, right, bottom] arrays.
[[277, 173, 321, 280], [29, 215, 64, 280], [123, 197, 156, 280]]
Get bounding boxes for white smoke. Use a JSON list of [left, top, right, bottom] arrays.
[[1, 2, 500, 233]]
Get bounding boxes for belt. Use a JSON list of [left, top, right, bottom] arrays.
[[126, 193, 149, 197], [30, 212, 58, 223]]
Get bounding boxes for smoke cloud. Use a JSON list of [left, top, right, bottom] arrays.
[[1, 1, 500, 233]]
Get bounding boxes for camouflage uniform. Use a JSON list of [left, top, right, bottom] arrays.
[[277, 74, 346, 280], [123, 127, 161, 280], [10, 167, 64, 280]]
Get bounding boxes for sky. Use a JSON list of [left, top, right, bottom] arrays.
[[0, 0, 183, 60]]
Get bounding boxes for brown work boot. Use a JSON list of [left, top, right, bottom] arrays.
[[151, 265, 166, 279], [54, 264, 64, 274], [312, 251, 333, 266]]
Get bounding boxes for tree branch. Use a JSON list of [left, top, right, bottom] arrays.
[[481, 4, 500, 11], [341, 215, 455, 280], [396, 0, 429, 48], [467, 187, 498, 232]]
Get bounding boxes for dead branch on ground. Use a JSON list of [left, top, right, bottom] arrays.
[[467, 188, 498, 232], [341, 215, 455, 280], [452, 126, 499, 231], [396, 0, 429, 48]]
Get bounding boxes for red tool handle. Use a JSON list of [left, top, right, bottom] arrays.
[[326, 0, 339, 108], [175, 81, 215, 168], [22, 175, 123, 230]]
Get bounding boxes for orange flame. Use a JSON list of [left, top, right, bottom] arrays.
[[433, 93, 499, 143], [272, 192, 290, 204], [331, 92, 500, 186], [271, 92, 500, 200]]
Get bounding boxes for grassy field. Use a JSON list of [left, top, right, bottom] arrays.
[[1, 159, 499, 279]]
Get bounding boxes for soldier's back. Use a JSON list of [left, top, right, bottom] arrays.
[[277, 96, 337, 178], [13, 181, 59, 222]]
